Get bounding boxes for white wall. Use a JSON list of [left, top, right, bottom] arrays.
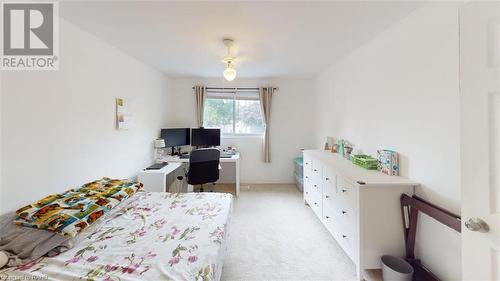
[[314, 3, 461, 280], [0, 72, 3, 214], [0, 19, 171, 213], [167, 77, 316, 184]]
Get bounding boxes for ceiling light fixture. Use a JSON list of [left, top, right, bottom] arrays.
[[222, 39, 236, 81], [223, 62, 236, 81]]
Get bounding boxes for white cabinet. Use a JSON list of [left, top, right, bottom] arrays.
[[303, 150, 418, 280]]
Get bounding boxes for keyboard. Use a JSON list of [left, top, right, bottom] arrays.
[[145, 162, 168, 170], [179, 154, 190, 159], [220, 154, 233, 158]]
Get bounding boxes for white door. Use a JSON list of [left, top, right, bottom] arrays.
[[460, 2, 500, 280]]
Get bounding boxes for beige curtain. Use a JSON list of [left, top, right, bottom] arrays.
[[260, 87, 275, 163], [194, 86, 206, 127]]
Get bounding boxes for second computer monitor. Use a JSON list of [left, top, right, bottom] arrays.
[[160, 128, 191, 147], [191, 128, 221, 147]]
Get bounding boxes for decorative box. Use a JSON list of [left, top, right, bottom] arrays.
[[377, 149, 399, 176]]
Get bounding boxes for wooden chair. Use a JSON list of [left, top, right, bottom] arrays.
[[400, 194, 461, 281], [365, 195, 461, 281]]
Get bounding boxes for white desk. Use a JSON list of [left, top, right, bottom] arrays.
[[137, 162, 182, 192], [163, 154, 240, 196]]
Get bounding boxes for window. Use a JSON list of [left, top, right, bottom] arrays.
[[203, 89, 265, 135]]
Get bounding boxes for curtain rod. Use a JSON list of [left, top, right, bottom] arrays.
[[192, 87, 279, 91]]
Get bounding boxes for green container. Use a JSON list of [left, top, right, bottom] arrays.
[[294, 157, 303, 166], [352, 154, 378, 170], [294, 157, 304, 179]]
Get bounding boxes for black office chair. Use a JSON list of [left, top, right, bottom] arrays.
[[186, 148, 220, 192]]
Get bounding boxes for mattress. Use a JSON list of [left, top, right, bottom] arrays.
[[0, 192, 233, 281]]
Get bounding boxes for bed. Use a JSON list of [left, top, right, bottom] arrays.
[[0, 191, 233, 281]]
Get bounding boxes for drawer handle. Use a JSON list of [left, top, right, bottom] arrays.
[[326, 216, 330, 219], [314, 202, 318, 205], [325, 195, 329, 199], [325, 177, 330, 181], [341, 189, 347, 193], [342, 210, 347, 214], [314, 169, 318, 172], [306, 176, 309, 179], [305, 192, 308, 194], [342, 235, 347, 239], [314, 184, 317, 187]]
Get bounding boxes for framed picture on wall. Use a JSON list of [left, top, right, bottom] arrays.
[[116, 98, 130, 130]]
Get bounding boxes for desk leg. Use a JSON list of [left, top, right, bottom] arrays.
[[235, 160, 240, 197]]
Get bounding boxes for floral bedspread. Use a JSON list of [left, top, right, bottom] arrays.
[[0, 192, 233, 281]]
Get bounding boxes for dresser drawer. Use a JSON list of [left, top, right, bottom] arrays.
[[337, 226, 357, 261], [311, 160, 322, 182], [303, 173, 312, 187], [303, 154, 313, 176], [312, 159, 322, 174], [303, 158, 315, 186], [322, 205, 338, 235], [337, 176, 357, 210], [303, 181, 312, 204], [323, 191, 337, 211], [311, 178, 322, 197], [322, 185, 339, 212], [323, 168, 336, 184], [323, 168, 337, 200], [310, 194, 322, 218], [303, 175, 314, 202], [336, 203, 356, 232]]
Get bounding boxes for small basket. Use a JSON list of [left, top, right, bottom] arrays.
[[352, 154, 378, 170]]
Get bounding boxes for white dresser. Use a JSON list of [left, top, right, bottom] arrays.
[[303, 150, 418, 280]]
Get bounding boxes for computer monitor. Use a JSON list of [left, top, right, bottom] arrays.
[[191, 128, 221, 147], [160, 128, 191, 154]]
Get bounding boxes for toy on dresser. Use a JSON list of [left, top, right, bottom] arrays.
[[377, 149, 399, 176]]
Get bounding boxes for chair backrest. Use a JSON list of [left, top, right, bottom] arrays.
[[187, 148, 220, 185]]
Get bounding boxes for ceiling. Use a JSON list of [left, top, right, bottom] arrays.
[[60, 1, 422, 79]]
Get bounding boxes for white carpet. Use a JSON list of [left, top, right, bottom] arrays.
[[221, 184, 356, 281]]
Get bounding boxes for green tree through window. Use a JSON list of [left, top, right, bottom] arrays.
[[204, 98, 234, 134], [203, 90, 265, 135]]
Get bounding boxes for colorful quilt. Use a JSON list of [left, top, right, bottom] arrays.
[[0, 192, 233, 281], [14, 178, 143, 237]]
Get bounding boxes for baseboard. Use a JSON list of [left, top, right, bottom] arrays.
[[242, 181, 295, 185]]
